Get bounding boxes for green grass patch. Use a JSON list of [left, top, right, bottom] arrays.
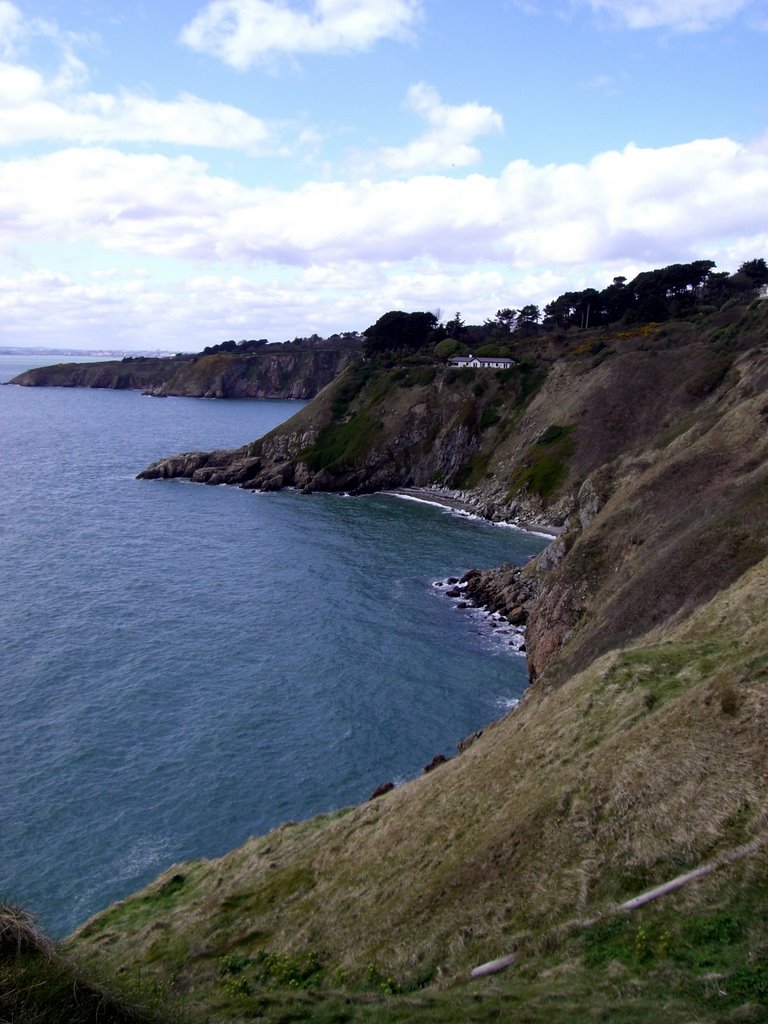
[[685, 354, 734, 397], [536, 424, 571, 445], [652, 413, 699, 449], [219, 949, 324, 993], [0, 903, 184, 1024], [390, 365, 437, 388], [445, 366, 475, 385], [0, 954, 181, 1024], [607, 637, 741, 710], [452, 451, 492, 489], [79, 873, 192, 935], [479, 407, 501, 431], [303, 412, 383, 473], [509, 424, 576, 500], [219, 867, 316, 923], [516, 358, 548, 406], [492, 358, 547, 406], [329, 361, 375, 419], [579, 901, 767, 1012]]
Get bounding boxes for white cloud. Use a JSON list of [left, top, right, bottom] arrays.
[[0, 81, 278, 152], [180, 0, 422, 69], [0, 3, 302, 154], [367, 83, 503, 174], [1, 135, 766, 348], [582, 0, 759, 31], [0, 0, 22, 56], [1, 136, 766, 269], [0, 262, 528, 350]]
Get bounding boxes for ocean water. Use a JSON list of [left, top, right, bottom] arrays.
[[0, 355, 546, 937]]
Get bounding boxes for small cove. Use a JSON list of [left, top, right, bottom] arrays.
[[0, 357, 547, 936]]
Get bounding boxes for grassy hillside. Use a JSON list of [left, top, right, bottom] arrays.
[[61, 298, 768, 1022]]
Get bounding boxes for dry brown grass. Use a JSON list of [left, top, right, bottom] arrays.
[[0, 904, 55, 959], [525, 339, 768, 685], [0, 904, 179, 1024]]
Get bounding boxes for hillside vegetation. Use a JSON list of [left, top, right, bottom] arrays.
[[52, 295, 768, 1022]]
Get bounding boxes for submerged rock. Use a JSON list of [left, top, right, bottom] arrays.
[[368, 782, 395, 800], [423, 753, 450, 773]]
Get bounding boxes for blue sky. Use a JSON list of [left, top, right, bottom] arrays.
[[1, 0, 767, 351]]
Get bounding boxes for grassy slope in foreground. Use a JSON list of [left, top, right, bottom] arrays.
[[0, 904, 180, 1024], [67, 560, 768, 1022]]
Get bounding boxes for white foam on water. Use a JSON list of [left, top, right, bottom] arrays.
[[115, 836, 173, 883], [495, 696, 520, 711], [384, 491, 557, 538], [433, 577, 528, 657]]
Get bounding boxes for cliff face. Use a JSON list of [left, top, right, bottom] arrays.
[[10, 357, 180, 392], [10, 347, 356, 400], [70, 300, 768, 1020]]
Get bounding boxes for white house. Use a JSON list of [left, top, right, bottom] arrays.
[[448, 354, 516, 369]]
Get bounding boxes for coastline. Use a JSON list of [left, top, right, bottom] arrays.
[[380, 486, 561, 539]]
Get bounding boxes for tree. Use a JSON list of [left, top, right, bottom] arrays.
[[434, 338, 462, 359], [445, 312, 466, 340], [363, 310, 438, 356], [599, 277, 632, 323], [543, 293, 577, 330], [543, 290, 596, 329], [517, 304, 540, 325], [514, 304, 541, 336], [575, 289, 600, 329], [495, 308, 518, 333], [738, 258, 768, 287]]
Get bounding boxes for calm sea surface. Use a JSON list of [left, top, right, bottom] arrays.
[[0, 355, 546, 936]]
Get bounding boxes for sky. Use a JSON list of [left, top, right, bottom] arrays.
[[1, 0, 767, 352]]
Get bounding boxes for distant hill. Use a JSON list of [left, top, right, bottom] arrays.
[[9, 341, 361, 400]]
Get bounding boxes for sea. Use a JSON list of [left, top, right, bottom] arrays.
[[0, 354, 547, 937]]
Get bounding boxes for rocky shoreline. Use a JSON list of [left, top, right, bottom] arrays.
[[384, 486, 555, 681], [433, 573, 528, 653]]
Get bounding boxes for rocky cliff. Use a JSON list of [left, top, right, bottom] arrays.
[[69, 298, 768, 1023], [10, 346, 356, 400]]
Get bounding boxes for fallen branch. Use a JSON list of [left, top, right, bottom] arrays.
[[469, 836, 765, 979], [470, 953, 516, 978]]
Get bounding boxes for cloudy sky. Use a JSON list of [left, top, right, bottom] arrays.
[[1, 0, 767, 351]]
